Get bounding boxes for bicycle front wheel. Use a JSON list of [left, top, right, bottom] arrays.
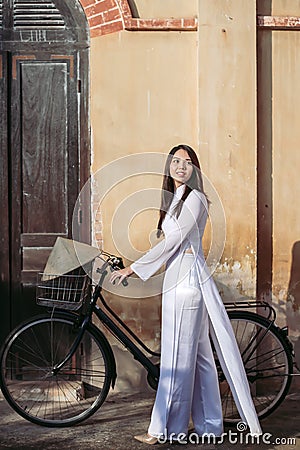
[[0, 314, 113, 427], [220, 311, 293, 423]]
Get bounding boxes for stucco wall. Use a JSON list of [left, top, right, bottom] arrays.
[[256, 0, 300, 371], [90, 30, 199, 390], [89, 0, 300, 390], [197, 0, 257, 299], [135, 0, 197, 18]]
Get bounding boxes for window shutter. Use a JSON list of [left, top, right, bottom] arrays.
[[13, 0, 65, 30], [0, 1, 3, 28]]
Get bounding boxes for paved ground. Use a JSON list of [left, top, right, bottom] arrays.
[[0, 382, 299, 450]]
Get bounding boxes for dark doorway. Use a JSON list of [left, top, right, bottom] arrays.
[[0, 0, 90, 343]]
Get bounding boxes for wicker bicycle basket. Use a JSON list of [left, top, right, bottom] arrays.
[[36, 271, 90, 311]]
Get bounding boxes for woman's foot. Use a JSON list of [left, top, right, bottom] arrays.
[[134, 433, 158, 445]]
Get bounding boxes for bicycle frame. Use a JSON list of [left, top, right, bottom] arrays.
[[51, 255, 293, 390], [94, 299, 160, 379], [52, 258, 160, 385], [1, 251, 295, 428]]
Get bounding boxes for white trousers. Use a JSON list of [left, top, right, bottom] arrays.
[[148, 254, 223, 439]]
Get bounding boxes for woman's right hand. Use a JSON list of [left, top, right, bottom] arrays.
[[110, 266, 134, 285]]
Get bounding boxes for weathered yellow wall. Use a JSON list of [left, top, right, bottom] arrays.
[[91, 33, 198, 166], [271, 0, 300, 15], [272, 29, 300, 355], [90, 30, 199, 390], [197, 0, 257, 299], [135, 0, 197, 18], [256, 0, 300, 376], [90, 0, 300, 389]]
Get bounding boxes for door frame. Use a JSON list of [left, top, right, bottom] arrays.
[[0, 0, 90, 341]]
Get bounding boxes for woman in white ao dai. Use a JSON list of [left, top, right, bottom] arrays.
[[110, 145, 262, 444]]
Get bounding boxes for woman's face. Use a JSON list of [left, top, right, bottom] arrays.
[[169, 148, 193, 189]]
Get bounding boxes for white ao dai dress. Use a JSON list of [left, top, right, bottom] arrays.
[[131, 184, 262, 439]]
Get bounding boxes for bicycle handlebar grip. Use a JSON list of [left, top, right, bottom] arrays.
[[110, 257, 128, 287], [116, 258, 129, 286]]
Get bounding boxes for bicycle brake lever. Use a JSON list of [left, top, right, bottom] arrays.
[[96, 261, 110, 274], [122, 278, 128, 287]]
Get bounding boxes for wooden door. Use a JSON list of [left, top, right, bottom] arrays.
[[10, 53, 80, 325], [0, 51, 10, 341], [0, 0, 90, 343]]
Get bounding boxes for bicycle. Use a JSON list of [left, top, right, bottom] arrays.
[[0, 251, 295, 428]]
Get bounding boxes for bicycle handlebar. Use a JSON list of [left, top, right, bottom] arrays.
[[96, 251, 129, 287]]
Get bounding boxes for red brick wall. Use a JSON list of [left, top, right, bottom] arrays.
[[80, 0, 197, 38], [80, 0, 124, 37]]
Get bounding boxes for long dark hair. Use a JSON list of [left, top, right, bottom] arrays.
[[157, 144, 208, 237]]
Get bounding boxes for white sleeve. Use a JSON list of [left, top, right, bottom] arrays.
[[130, 190, 206, 281]]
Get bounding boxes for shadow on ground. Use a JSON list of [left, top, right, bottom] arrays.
[[0, 380, 299, 450]]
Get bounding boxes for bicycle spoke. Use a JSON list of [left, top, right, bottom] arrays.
[[246, 349, 286, 372], [0, 316, 113, 426], [220, 312, 292, 422]]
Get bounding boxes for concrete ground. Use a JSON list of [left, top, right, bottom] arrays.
[[0, 381, 299, 450]]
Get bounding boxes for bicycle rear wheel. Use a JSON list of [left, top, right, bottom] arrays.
[[220, 311, 293, 423], [0, 313, 113, 427]]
